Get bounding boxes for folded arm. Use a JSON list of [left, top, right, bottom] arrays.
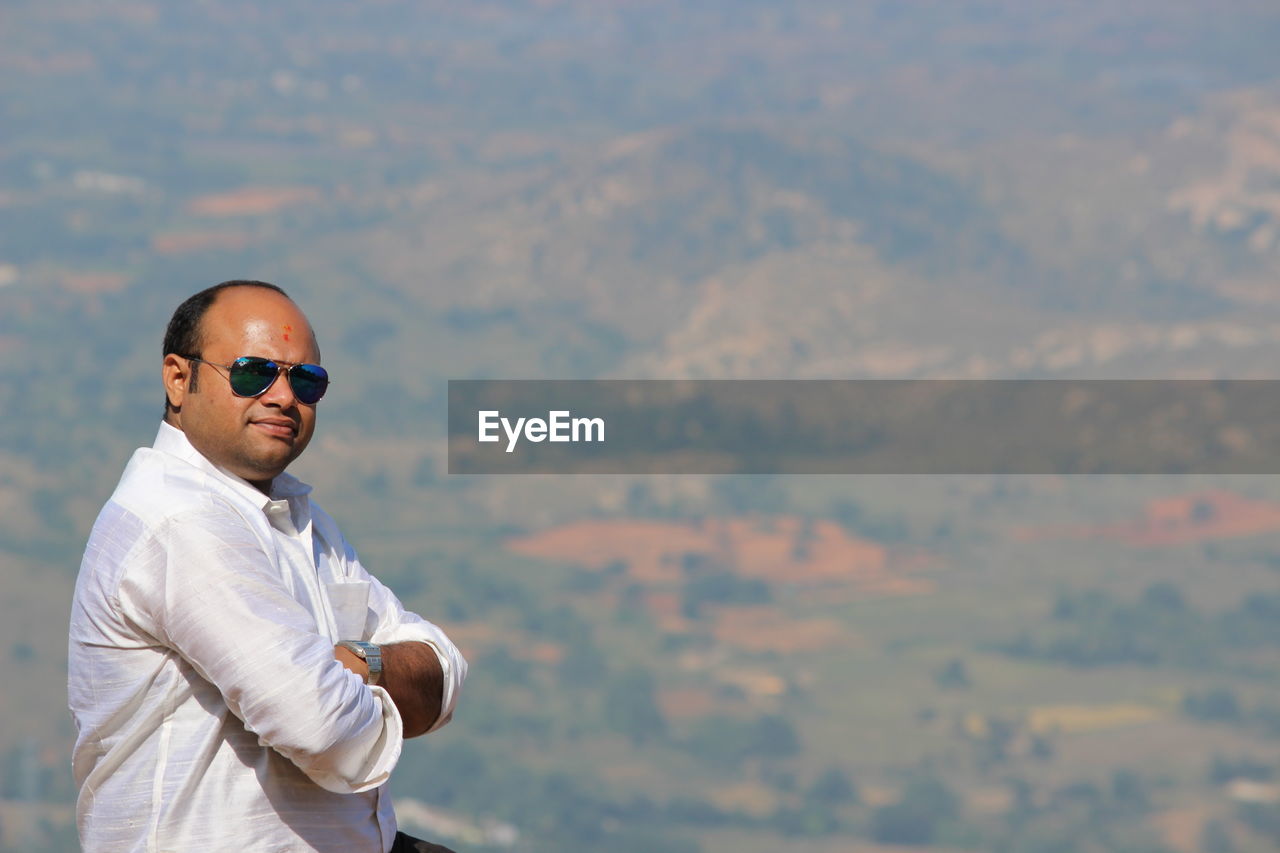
[[117, 507, 403, 793], [321, 511, 468, 735], [335, 641, 444, 737]]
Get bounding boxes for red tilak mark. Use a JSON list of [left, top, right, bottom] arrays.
[[283, 323, 292, 341]]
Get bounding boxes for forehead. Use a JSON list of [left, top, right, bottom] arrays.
[[200, 287, 320, 360]]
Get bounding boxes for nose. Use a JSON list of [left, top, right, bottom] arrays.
[[257, 365, 298, 406]]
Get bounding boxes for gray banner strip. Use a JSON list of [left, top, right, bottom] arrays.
[[447, 380, 1280, 474]]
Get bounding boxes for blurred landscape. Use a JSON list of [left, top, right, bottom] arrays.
[[2, 2, 1280, 851]]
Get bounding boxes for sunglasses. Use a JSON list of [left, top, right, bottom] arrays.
[[182, 355, 330, 404]]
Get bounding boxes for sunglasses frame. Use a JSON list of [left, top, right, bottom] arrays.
[[180, 355, 330, 404]]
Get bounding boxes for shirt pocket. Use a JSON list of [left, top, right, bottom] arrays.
[[326, 580, 372, 641]]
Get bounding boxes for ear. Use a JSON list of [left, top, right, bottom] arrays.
[[162, 354, 191, 415]]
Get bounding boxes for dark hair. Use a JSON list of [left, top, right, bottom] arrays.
[[162, 280, 290, 417]]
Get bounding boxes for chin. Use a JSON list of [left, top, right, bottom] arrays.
[[236, 456, 290, 483]]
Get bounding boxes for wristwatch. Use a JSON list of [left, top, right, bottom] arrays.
[[337, 641, 383, 686]]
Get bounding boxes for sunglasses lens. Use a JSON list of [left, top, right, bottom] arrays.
[[287, 364, 329, 404], [228, 357, 279, 397]]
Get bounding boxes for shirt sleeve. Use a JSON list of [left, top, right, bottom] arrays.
[[336, 538, 468, 734], [114, 501, 403, 794]]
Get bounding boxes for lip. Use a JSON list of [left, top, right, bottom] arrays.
[[251, 419, 298, 439]]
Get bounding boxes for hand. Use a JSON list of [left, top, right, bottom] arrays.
[[333, 641, 444, 737], [380, 641, 444, 737], [333, 643, 369, 681]]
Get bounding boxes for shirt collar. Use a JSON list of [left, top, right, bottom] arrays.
[[152, 421, 313, 509]]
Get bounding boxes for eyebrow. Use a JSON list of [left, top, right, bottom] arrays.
[[224, 355, 322, 366]]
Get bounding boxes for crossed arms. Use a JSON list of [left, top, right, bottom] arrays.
[[335, 640, 445, 737], [107, 502, 465, 792]]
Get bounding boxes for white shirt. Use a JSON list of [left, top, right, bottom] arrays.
[[69, 422, 467, 852]]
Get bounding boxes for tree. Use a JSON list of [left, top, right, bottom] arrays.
[[754, 714, 801, 760], [871, 801, 934, 845], [681, 572, 771, 617], [934, 657, 970, 689], [558, 642, 609, 687], [1109, 769, 1149, 813], [603, 667, 666, 744], [808, 766, 857, 806], [1183, 688, 1241, 722], [1199, 819, 1235, 853], [684, 714, 800, 769], [869, 775, 959, 845], [1141, 582, 1186, 611]]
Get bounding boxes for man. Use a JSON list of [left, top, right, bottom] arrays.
[[69, 280, 467, 852]]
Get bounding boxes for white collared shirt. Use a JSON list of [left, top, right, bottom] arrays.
[[69, 422, 467, 852]]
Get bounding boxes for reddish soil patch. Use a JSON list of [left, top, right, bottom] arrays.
[[509, 516, 933, 637], [644, 591, 681, 615], [657, 687, 717, 719], [711, 605, 850, 653], [1018, 489, 1280, 546], [513, 642, 564, 665], [61, 272, 128, 294], [508, 519, 708, 583], [1151, 806, 1211, 853], [151, 231, 252, 254], [443, 622, 564, 665], [436, 623, 494, 662], [186, 186, 321, 217], [507, 516, 914, 590]]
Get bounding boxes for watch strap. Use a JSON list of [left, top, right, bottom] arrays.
[[337, 640, 383, 686]]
